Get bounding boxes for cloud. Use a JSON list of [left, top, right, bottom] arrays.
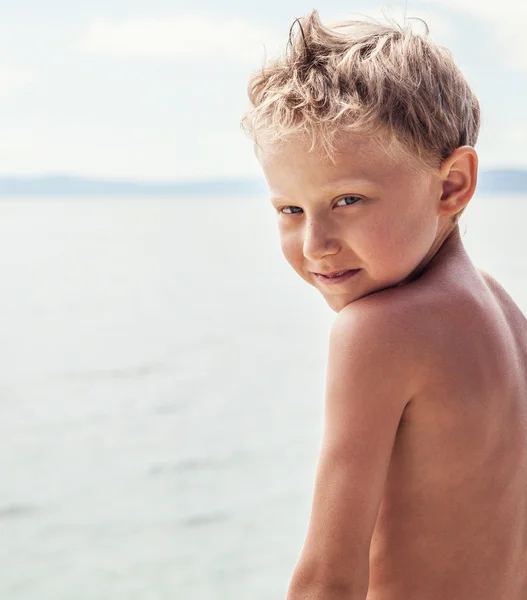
[[326, 5, 455, 41], [0, 68, 36, 101], [330, 2, 526, 68], [79, 15, 280, 63], [429, 0, 527, 68]]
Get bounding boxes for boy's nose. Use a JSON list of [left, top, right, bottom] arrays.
[[302, 220, 340, 261]]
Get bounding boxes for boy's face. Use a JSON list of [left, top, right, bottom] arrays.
[[259, 133, 444, 312]]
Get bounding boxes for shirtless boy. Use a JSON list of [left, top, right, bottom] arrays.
[[241, 11, 527, 600]]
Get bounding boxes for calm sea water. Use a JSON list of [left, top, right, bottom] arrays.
[[0, 194, 525, 600]]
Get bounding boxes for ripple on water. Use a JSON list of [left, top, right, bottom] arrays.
[[182, 511, 230, 528], [0, 503, 39, 519]]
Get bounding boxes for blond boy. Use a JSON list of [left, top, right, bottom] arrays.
[[241, 11, 527, 600]]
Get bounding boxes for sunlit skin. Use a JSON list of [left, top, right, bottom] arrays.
[[256, 132, 527, 600]]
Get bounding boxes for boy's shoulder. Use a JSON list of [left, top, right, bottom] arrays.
[[333, 272, 453, 354], [332, 263, 513, 384], [329, 282, 442, 399], [333, 258, 527, 397]]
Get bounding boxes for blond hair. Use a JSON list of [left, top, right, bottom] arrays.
[[241, 10, 480, 167]]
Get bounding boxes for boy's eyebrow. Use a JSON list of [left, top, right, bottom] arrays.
[[319, 177, 380, 191]]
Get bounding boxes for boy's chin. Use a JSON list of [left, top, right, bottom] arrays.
[[305, 278, 363, 311], [320, 291, 358, 312]]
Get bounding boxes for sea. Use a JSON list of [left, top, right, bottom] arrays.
[[0, 193, 526, 600]]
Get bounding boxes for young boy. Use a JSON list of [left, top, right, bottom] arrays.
[[241, 10, 527, 600]]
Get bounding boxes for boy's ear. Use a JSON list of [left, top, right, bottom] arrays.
[[438, 146, 478, 217]]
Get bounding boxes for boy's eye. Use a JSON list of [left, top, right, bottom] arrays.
[[280, 206, 303, 214], [335, 195, 362, 206], [278, 195, 361, 214]]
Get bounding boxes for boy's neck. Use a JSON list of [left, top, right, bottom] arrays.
[[398, 223, 464, 287]]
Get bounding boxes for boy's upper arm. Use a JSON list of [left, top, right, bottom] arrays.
[[290, 301, 421, 592]]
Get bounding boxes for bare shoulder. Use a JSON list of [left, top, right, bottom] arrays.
[[478, 267, 527, 320], [333, 259, 527, 394], [476, 268, 527, 363], [332, 288, 422, 357], [335, 278, 454, 345], [333, 267, 516, 387], [331, 286, 441, 395]]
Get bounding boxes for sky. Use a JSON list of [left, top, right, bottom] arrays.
[[0, 0, 526, 181]]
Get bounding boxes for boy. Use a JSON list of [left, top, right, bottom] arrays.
[[241, 10, 527, 600]]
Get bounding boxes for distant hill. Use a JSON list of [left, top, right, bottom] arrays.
[[0, 170, 524, 197], [0, 175, 268, 197], [477, 169, 527, 193]]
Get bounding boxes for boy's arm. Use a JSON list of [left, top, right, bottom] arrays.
[[286, 303, 417, 600]]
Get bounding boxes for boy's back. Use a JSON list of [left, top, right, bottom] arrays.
[[367, 231, 527, 598]]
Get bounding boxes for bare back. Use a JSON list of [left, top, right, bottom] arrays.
[[368, 243, 527, 599]]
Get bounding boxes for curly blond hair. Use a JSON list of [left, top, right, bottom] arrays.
[[241, 10, 480, 168]]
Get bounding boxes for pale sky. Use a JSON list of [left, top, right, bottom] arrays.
[[0, 0, 525, 180]]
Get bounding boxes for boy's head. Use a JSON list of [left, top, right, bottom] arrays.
[[241, 11, 480, 311]]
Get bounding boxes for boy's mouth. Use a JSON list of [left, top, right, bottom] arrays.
[[313, 269, 360, 284]]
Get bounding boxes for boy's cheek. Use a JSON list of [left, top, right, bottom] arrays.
[[279, 234, 307, 275], [369, 216, 435, 279], [280, 235, 300, 265]]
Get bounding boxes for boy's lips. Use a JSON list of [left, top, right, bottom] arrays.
[[313, 268, 361, 284], [314, 269, 355, 277]]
